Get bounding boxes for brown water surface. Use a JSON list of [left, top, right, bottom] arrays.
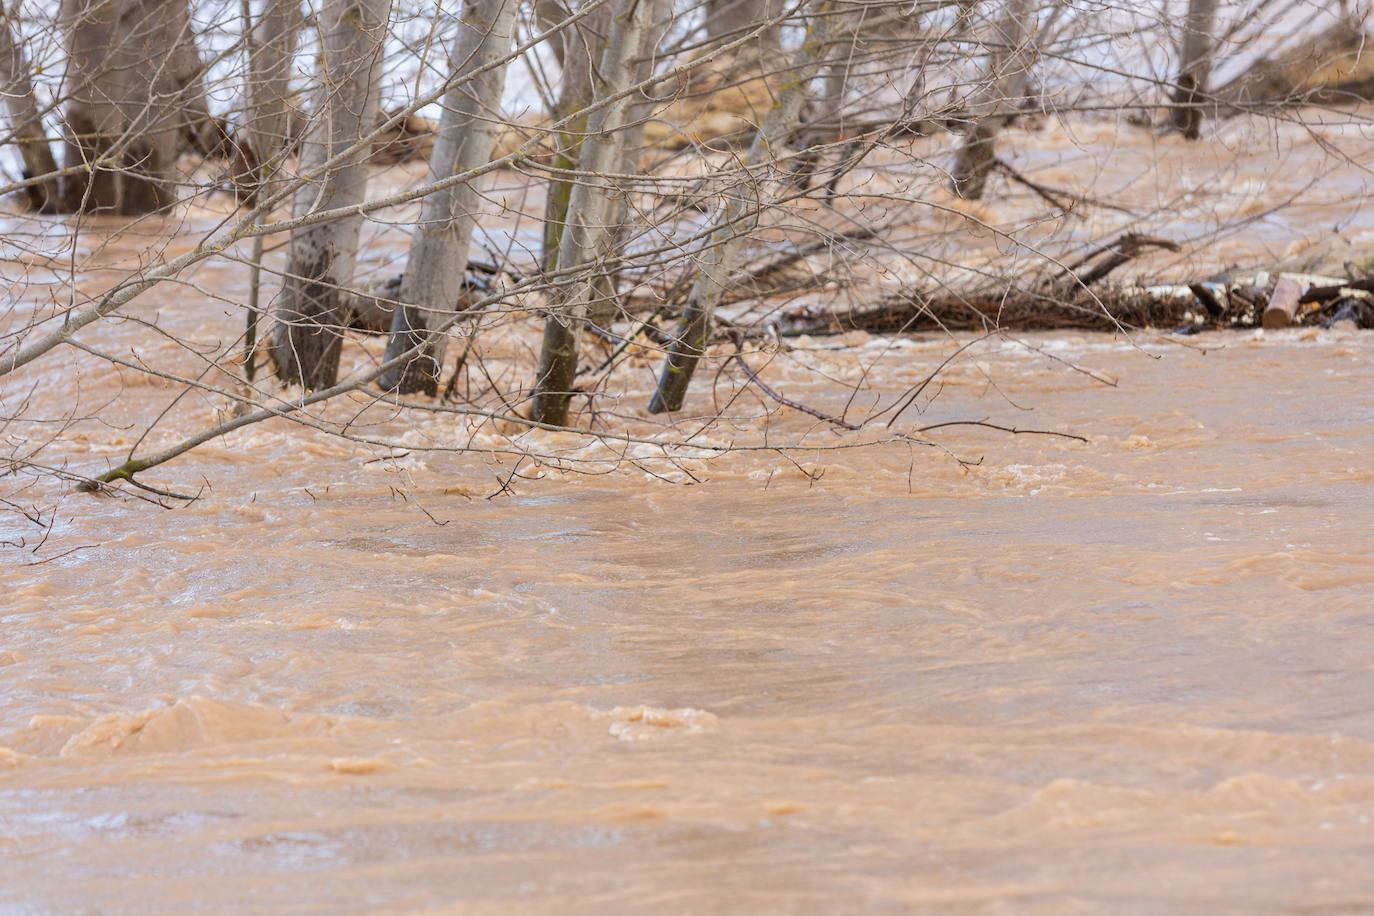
[[3, 119, 1374, 912]]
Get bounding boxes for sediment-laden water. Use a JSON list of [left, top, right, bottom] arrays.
[[3, 113, 1374, 911]]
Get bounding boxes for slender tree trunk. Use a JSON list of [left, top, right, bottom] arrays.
[[0, 2, 58, 211], [242, 0, 302, 381], [950, 0, 1036, 200], [588, 0, 667, 330], [269, 0, 391, 390], [245, 0, 302, 183], [1170, 0, 1218, 140], [542, 0, 610, 272], [792, 54, 849, 191], [379, 0, 517, 394], [529, 0, 648, 426], [60, 0, 206, 214], [647, 1, 833, 415]]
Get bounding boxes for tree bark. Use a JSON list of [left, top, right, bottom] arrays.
[[950, 0, 1036, 200], [241, 0, 303, 381], [59, 0, 206, 213], [529, 0, 648, 426], [647, 1, 834, 415], [245, 0, 303, 184], [541, 0, 611, 273], [1262, 276, 1302, 329], [0, 2, 58, 211], [378, 0, 517, 395], [269, 0, 391, 390], [587, 0, 667, 330], [1170, 0, 1218, 140], [791, 52, 849, 192]]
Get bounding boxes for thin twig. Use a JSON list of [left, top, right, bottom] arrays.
[[731, 353, 859, 430], [26, 544, 99, 566], [915, 419, 1088, 442]]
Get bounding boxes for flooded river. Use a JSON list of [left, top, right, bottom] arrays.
[[4, 110, 1374, 911], [4, 319, 1373, 911]]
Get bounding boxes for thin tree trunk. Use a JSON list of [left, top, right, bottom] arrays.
[[0, 2, 58, 211], [245, 0, 302, 184], [242, 0, 302, 382], [791, 54, 848, 191], [379, 0, 517, 394], [269, 0, 391, 390], [60, 0, 205, 213], [950, 0, 1036, 200], [541, 0, 610, 272], [529, 0, 648, 426], [648, 1, 833, 415], [587, 0, 666, 330], [1170, 0, 1218, 140]]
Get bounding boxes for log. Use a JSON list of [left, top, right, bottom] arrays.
[[1299, 276, 1374, 304], [1262, 276, 1302, 329]]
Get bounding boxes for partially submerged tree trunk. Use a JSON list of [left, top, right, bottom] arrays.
[[648, 2, 835, 414], [379, 0, 517, 395], [60, 0, 207, 213], [269, 0, 391, 390], [0, 2, 58, 211], [241, 0, 303, 381], [529, 0, 648, 426], [1169, 0, 1218, 140], [950, 0, 1037, 200]]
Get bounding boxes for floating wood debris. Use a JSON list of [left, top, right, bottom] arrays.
[[1262, 276, 1302, 329], [773, 253, 1374, 338]]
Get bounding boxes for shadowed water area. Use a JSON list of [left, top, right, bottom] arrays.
[[4, 113, 1374, 911]]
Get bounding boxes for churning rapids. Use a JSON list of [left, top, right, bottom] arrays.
[[3, 115, 1374, 912]]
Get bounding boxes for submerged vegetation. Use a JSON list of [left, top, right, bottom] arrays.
[[0, 0, 1372, 519]]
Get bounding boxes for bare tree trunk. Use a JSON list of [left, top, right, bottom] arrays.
[[792, 54, 849, 191], [541, 0, 611, 273], [950, 0, 1036, 200], [59, 0, 206, 214], [587, 0, 668, 331], [1170, 0, 1218, 140], [245, 0, 303, 184], [529, 0, 648, 426], [269, 0, 391, 390], [648, 2, 834, 414], [379, 0, 517, 395], [0, 2, 58, 211], [241, 0, 303, 381]]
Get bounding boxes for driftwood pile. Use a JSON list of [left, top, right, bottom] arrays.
[[781, 277, 1374, 337], [767, 233, 1374, 337]]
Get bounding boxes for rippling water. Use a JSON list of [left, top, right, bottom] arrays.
[[3, 113, 1374, 911], [4, 321, 1372, 911]]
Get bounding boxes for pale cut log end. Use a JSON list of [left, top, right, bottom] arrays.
[[1262, 276, 1303, 329]]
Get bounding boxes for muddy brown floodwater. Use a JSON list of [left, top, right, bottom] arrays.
[[4, 113, 1374, 911], [5, 321, 1374, 912]]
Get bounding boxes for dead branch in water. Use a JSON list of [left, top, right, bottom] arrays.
[[914, 420, 1089, 443], [992, 159, 1138, 216], [1057, 233, 1182, 288], [731, 351, 860, 430]]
